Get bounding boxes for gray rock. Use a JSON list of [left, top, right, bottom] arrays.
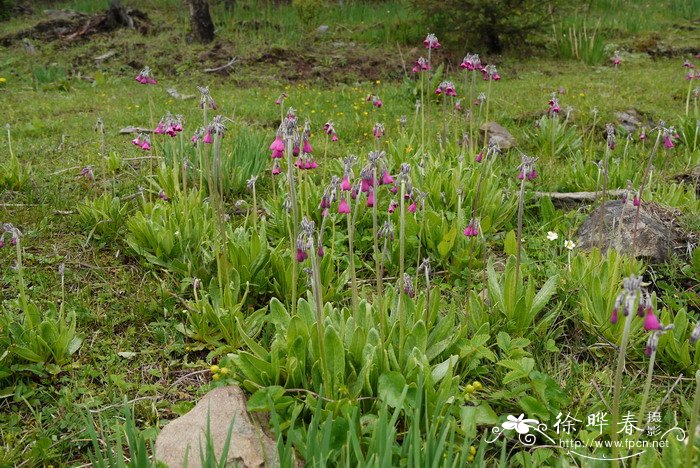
[[316, 25, 329, 35], [479, 122, 516, 150], [576, 199, 688, 262], [155, 386, 279, 468], [615, 109, 643, 133]]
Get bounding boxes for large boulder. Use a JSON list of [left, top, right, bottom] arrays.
[[479, 122, 516, 150], [155, 386, 279, 468], [576, 199, 689, 262]]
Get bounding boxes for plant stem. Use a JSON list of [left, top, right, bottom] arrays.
[[347, 195, 358, 313], [399, 179, 406, 289], [598, 144, 610, 250], [685, 369, 700, 467], [372, 167, 382, 301], [286, 137, 299, 315], [611, 308, 635, 464], [515, 176, 526, 287], [15, 240, 28, 314]]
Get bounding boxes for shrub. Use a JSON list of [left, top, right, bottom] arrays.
[[411, 0, 574, 53]]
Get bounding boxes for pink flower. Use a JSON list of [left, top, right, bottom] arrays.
[[338, 198, 350, 214], [381, 170, 394, 185], [271, 162, 281, 175], [639, 129, 647, 141], [463, 219, 479, 237], [361, 177, 374, 192], [341, 177, 352, 191], [388, 199, 398, 213], [203, 131, 212, 144], [293, 146, 300, 156], [331, 133, 338, 142], [269, 136, 285, 152], [683, 60, 695, 69], [460, 54, 481, 71], [317, 246, 324, 257], [303, 139, 313, 153], [271, 149, 284, 159], [296, 249, 308, 262], [455, 100, 462, 111], [131, 136, 141, 146], [612, 51, 621, 66], [141, 139, 151, 151], [663, 135, 674, 149], [154, 122, 165, 134], [527, 169, 538, 180], [367, 191, 375, 207], [610, 307, 619, 325], [643, 310, 661, 331], [412, 57, 430, 73], [423, 33, 440, 49], [475, 151, 483, 163], [407, 201, 417, 213], [158, 190, 169, 201], [633, 195, 640, 206], [135, 66, 156, 85]]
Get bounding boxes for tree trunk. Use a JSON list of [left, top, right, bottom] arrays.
[[187, 0, 215, 44]]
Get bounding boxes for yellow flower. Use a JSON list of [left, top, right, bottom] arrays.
[[465, 384, 475, 393], [210, 364, 220, 373], [220, 367, 229, 375], [472, 381, 482, 391], [469, 446, 476, 455], [212, 374, 220, 381], [0, 77, 6, 84], [375, 80, 381, 84]]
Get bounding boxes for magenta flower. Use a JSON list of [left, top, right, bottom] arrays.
[[412, 57, 430, 73], [271, 149, 284, 159], [331, 133, 338, 142], [663, 135, 674, 149], [463, 218, 479, 237], [140, 138, 151, 151], [367, 191, 375, 207], [423, 33, 440, 49], [610, 307, 619, 325], [455, 99, 462, 111], [303, 139, 313, 153], [203, 131, 212, 144], [475, 151, 484, 163], [633, 195, 640, 206], [381, 170, 394, 185], [644, 309, 661, 331], [269, 136, 285, 152], [460, 53, 481, 71], [639, 128, 647, 141], [482, 65, 500, 81], [131, 136, 141, 146], [407, 201, 417, 213], [341, 177, 352, 191], [135, 66, 157, 85], [271, 161, 281, 175], [361, 177, 374, 192], [388, 199, 398, 213], [154, 121, 165, 134], [158, 190, 169, 201], [338, 198, 350, 214], [373, 123, 385, 139], [296, 248, 308, 262], [683, 60, 695, 69]]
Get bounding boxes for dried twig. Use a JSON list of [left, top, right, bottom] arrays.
[[204, 57, 238, 73]]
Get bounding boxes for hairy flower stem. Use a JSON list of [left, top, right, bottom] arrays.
[[372, 168, 382, 302], [213, 134, 231, 298], [611, 309, 635, 463], [441, 92, 447, 150], [423, 266, 431, 325], [147, 91, 156, 203], [420, 72, 425, 157], [309, 247, 327, 387], [483, 78, 493, 146], [515, 176, 527, 287], [251, 183, 258, 231], [347, 198, 359, 314], [686, 369, 700, 466], [632, 129, 662, 256], [322, 133, 329, 181], [629, 348, 657, 455], [686, 78, 694, 117], [598, 144, 611, 249], [399, 180, 406, 288], [6, 124, 14, 159], [286, 137, 299, 315], [15, 240, 28, 314]]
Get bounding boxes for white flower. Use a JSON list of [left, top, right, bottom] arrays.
[[564, 240, 576, 250], [502, 414, 539, 434], [547, 231, 558, 241]]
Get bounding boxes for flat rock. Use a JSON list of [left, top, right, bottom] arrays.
[[615, 109, 643, 133], [576, 199, 689, 262], [479, 122, 516, 150], [155, 386, 278, 468]]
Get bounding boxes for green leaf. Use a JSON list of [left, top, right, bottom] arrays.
[[504, 230, 517, 256], [378, 371, 406, 408]]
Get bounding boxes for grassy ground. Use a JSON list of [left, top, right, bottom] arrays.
[[1, 0, 700, 466]]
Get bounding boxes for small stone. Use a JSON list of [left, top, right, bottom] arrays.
[[155, 386, 279, 468], [316, 25, 329, 35], [479, 122, 516, 150]]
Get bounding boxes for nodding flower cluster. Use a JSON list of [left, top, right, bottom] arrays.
[[683, 60, 700, 80], [639, 127, 647, 141], [412, 57, 431, 73], [295, 217, 317, 262], [547, 92, 561, 116], [474, 92, 487, 107], [338, 155, 357, 213], [372, 122, 385, 139], [378, 220, 395, 243], [612, 50, 621, 67], [475, 139, 502, 163], [0, 223, 21, 248], [154, 113, 184, 137], [423, 33, 441, 50], [481, 64, 501, 81], [197, 86, 217, 110], [517, 153, 538, 180], [435, 81, 457, 96], [323, 120, 338, 141], [606, 123, 617, 151], [269, 108, 299, 159], [131, 134, 151, 151], [460, 53, 482, 71], [135, 66, 157, 85], [403, 273, 415, 298], [463, 217, 480, 237], [366, 94, 383, 108], [295, 120, 318, 170], [662, 125, 678, 149], [614, 275, 665, 327], [79, 165, 95, 181]]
